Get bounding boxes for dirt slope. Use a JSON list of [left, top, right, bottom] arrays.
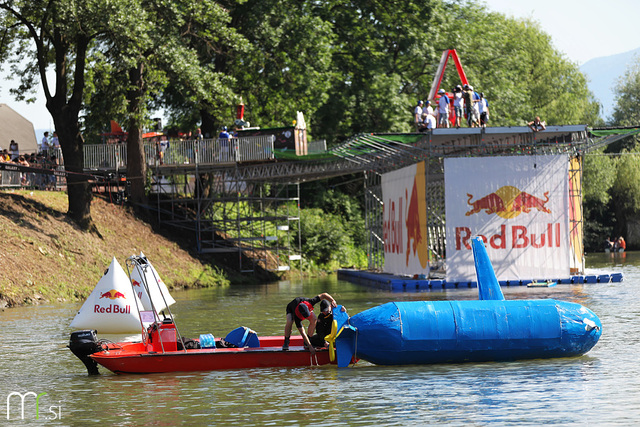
[[0, 189, 222, 308]]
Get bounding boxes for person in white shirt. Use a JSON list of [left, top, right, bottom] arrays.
[[479, 93, 489, 128], [453, 85, 464, 128], [414, 100, 424, 131], [423, 112, 437, 131], [425, 100, 434, 118], [40, 132, 50, 155], [437, 88, 450, 128]]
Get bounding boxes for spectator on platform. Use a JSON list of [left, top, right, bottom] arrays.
[[453, 85, 464, 128], [479, 92, 489, 128], [9, 140, 19, 160], [282, 293, 337, 354], [47, 155, 58, 190], [17, 155, 30, 186], [423, 111, 437, 131], [219, 126, 232, 162], [437, 89, 450, 128], [424, 100, 434, 118], [194, 127, 204, 141], [414, 100, 424, 131], [463, 85, 479, 127], [528, 116, 546, 132], [51, 132, 60, 151], [156, 137, 169, 165], [40, 132, 50, 156]]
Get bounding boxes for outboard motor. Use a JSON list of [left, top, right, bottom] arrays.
[[68, 330, 102, 375]]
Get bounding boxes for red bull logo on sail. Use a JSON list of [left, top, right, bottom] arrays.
[[95, 289, 131, 313], [466, 186, 551, 219], [98, 289, 127, 300]]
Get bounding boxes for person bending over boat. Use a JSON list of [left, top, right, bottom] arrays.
[[283, 293, 337, 353]]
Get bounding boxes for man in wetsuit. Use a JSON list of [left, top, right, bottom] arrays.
[[282, 292, 337, 354], [309, 300, 334, 348]]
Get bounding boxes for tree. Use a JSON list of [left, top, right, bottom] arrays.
[[582, 152, 617, 251], [83, 0, 245, 204], [608, 57, 640, 152], [611, 153, 640, 246], [0, 0, 117, 231]]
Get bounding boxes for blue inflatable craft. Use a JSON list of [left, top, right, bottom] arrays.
[[332, 237, 602, 367]]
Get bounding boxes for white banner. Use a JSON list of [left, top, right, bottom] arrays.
[[382, 161, 430, 275], [445, 155, 570, 281]]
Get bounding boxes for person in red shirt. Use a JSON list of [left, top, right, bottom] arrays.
[[282, 293, 337, 353]]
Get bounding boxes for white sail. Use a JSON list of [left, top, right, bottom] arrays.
[[129, 252, 176, 313], [70, 257, 143, 333]]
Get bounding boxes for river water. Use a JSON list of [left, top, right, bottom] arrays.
[[1, 252, 638, 425]]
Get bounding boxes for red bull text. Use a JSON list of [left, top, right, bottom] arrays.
[[383, 198, 403, 254], [456, 224, 561, 250], [93, 304, 132, 314]]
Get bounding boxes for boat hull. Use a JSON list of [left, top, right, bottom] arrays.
[[90, 336, 332, 374]]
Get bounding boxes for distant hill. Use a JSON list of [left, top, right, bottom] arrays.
[[580, 47, 640, 122]]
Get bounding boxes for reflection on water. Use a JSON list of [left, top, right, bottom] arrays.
[[2, 254, 640, 425]]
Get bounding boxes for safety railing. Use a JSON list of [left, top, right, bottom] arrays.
[[82, 135, 275, 170], [0, 170, 21, 187], [308, 139, 327, 153]]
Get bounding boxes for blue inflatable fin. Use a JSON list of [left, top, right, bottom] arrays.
[[472, 236, 505, 301], [332, 305, 357, 367]]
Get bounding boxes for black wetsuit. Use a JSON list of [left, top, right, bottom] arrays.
[[309, 311, 333, 347]]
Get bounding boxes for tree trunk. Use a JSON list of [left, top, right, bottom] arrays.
[[56, 118, 94, 230], [126, 63, 147, 206], [200, 107, 216, 139]]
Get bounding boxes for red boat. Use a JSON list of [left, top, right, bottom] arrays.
[[68, 254, 337, 375], [69, 321, 334, 375]]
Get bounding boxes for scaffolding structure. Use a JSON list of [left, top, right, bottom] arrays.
[[344, 125, 628, 277], [87, 125, 634, 276], [150, 167, 302, 274]]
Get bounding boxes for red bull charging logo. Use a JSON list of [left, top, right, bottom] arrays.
[[466, 186, 551, 219], [98, 289, 127, 300]]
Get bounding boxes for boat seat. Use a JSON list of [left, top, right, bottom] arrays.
[[224, 327, 260, 348]]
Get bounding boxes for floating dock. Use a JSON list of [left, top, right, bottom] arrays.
[[337, 269, 623, 291]]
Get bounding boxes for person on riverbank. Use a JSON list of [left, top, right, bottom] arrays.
[[282, 292, 337, 354]]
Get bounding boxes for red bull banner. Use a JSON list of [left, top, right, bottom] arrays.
[[445, 155, 570, 281], [382, 161, 430, 275]]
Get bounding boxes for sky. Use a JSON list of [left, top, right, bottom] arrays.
[[2, 0, 640, 133], [481, 0, 640, 65]]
